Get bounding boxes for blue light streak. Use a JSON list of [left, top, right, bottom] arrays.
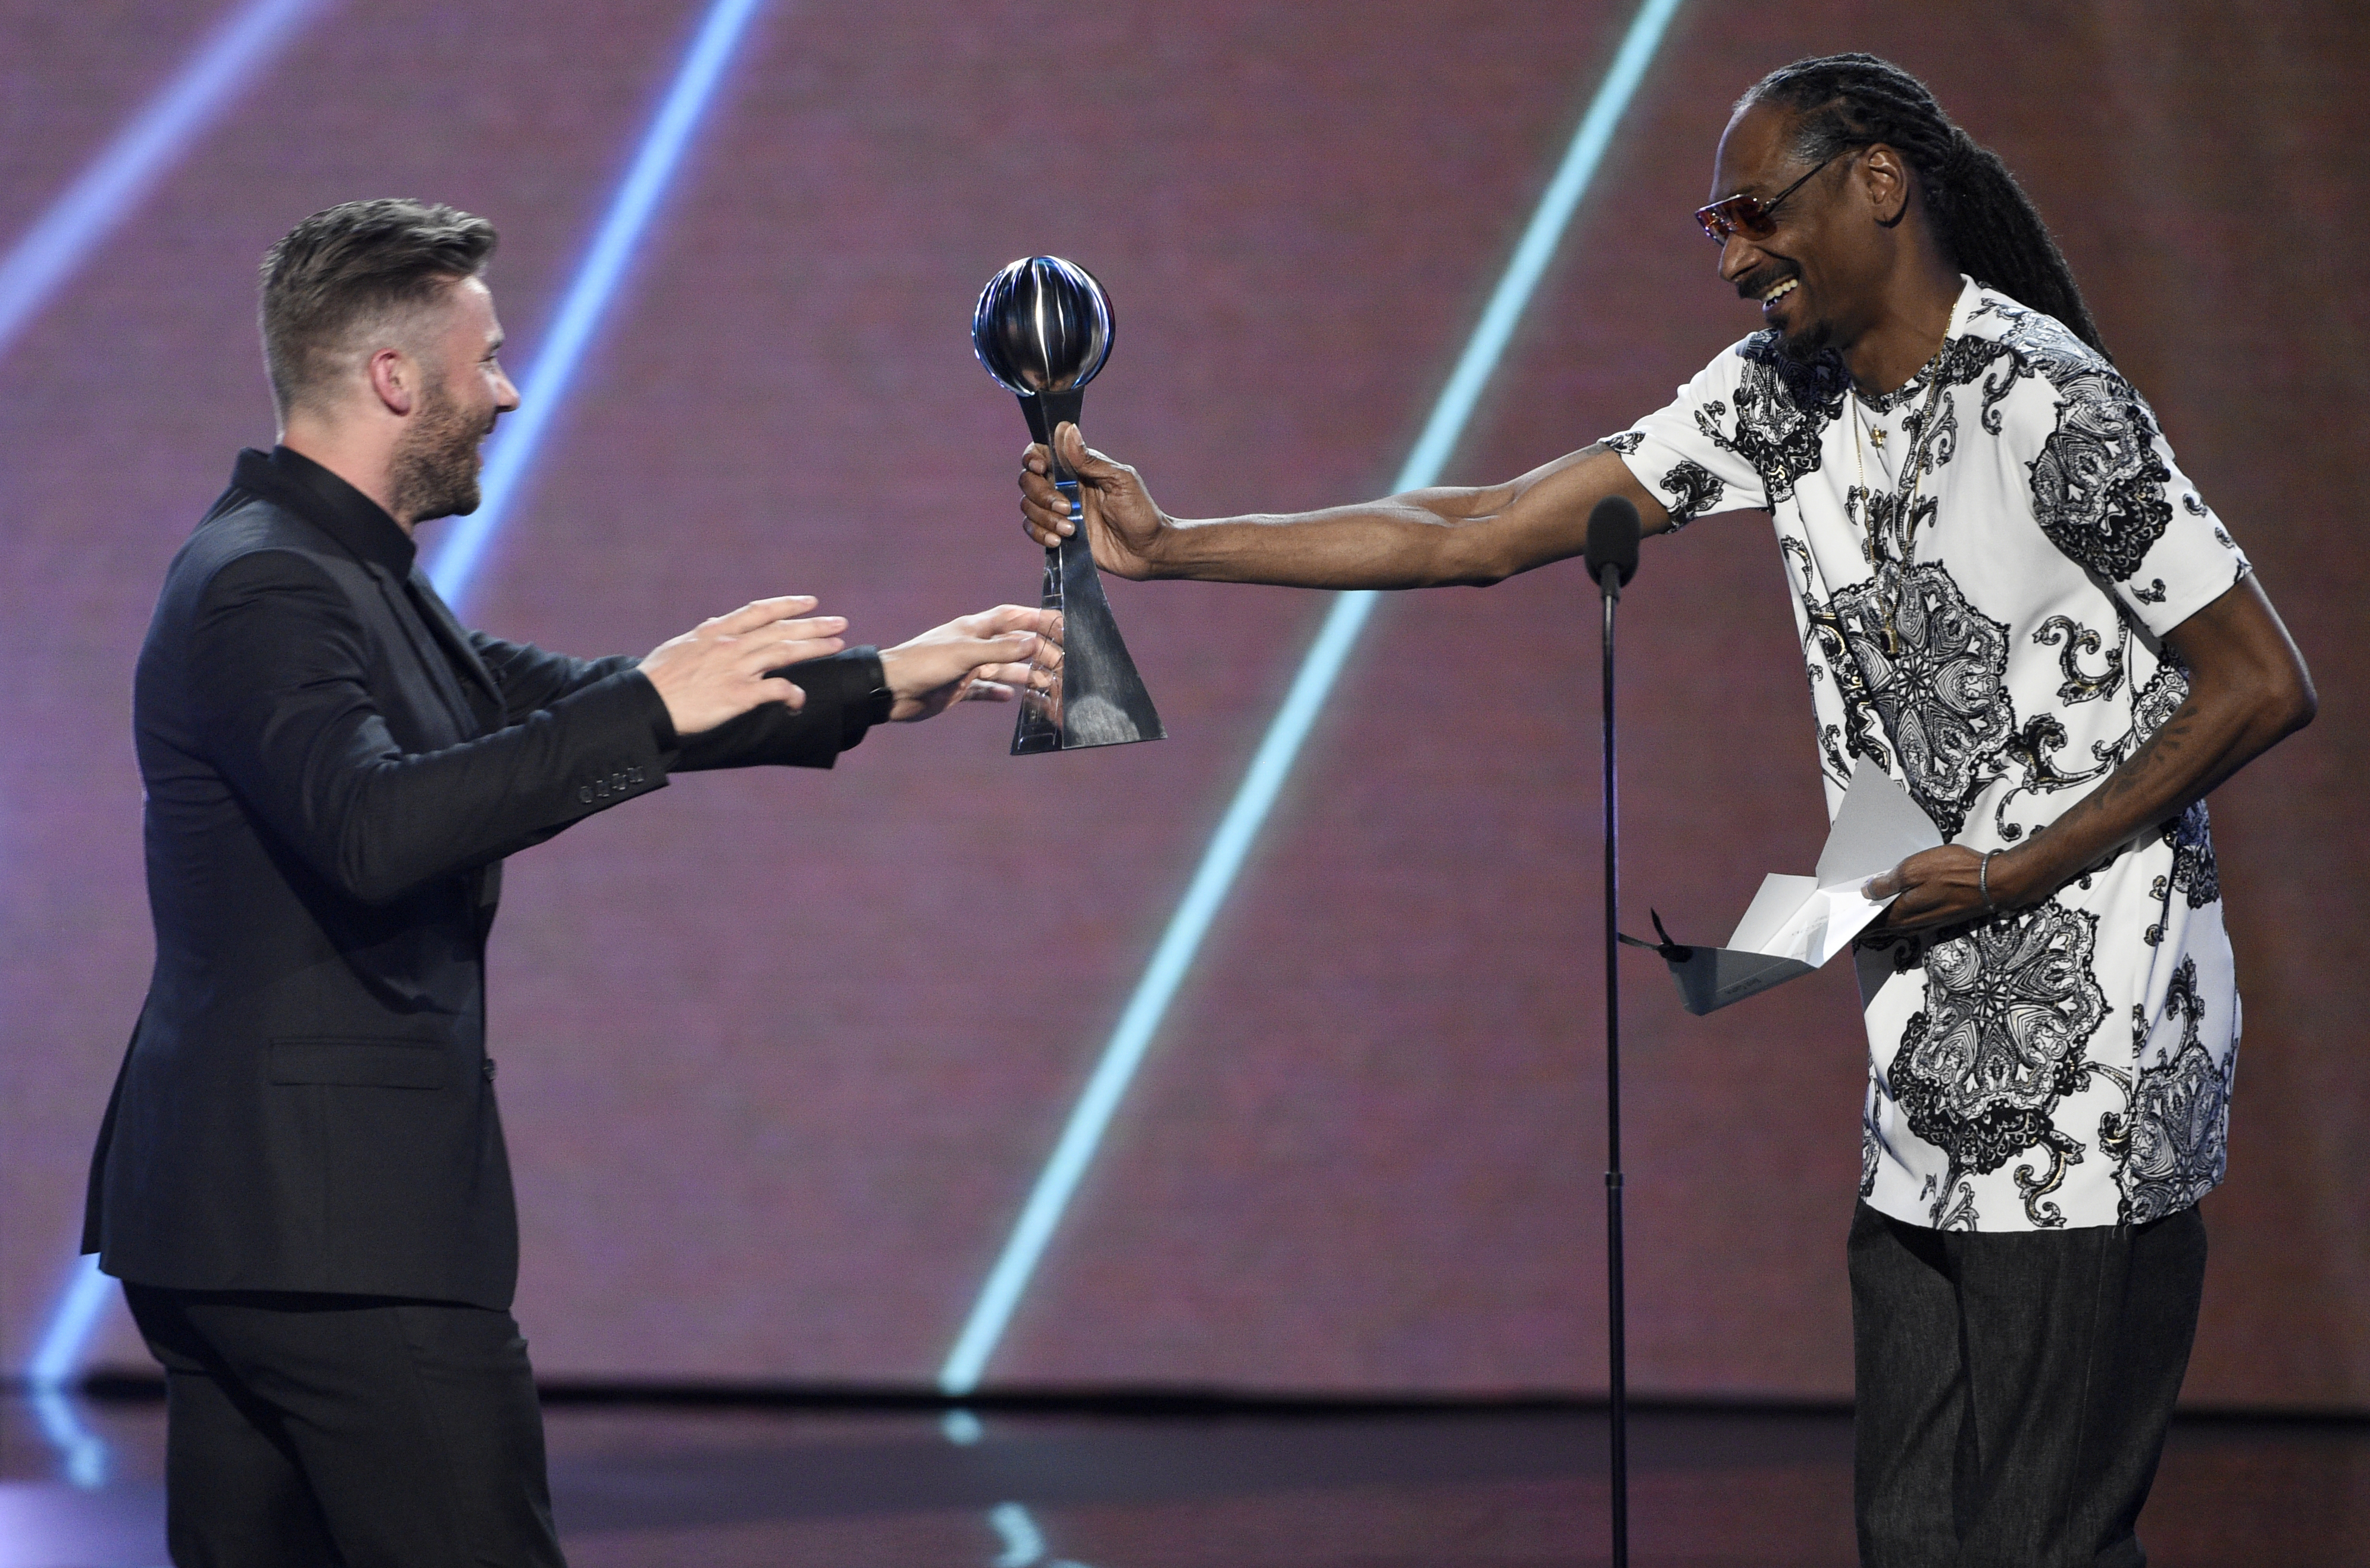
[[25, 1254, 118, 1487], [937, 0, 1687, 1397], [426, 0, 770, 614], [26, 1256, 115, 1390], [17, 0, 768, 1439], [14, 0, 331, 1484], [989, 1503, 1046, 1567], [0, 0, 329, 364]]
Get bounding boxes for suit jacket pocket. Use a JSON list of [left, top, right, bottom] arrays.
[[269, 1037, 450, 1090]]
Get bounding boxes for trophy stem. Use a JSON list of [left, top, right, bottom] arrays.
[[1010, 539, 1064, 755], [1020, 389, 1084, 479], [1009, 389, 1164, 754]]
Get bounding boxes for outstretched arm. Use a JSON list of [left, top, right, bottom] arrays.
[[193, 569, 849, 905], [1019, 422, 1671, 589], [665, 604, 1050, 769], [876, 603, 1050, 721], [1869, 574, 2315, 930]]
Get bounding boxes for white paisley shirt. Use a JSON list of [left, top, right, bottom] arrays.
[[1607, 277, 2251, 1234]]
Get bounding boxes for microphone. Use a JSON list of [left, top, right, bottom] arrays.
[[1579, 487, 1639, 1559], [1585, 495, 1641, 597]]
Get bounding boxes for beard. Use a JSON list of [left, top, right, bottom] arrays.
[[387, 378, 488, 522], [1775, 311, 1837, 364]]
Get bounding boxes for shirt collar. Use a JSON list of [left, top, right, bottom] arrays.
[[1855, 276, 1986, 414], [1944, 271, 1981, 337], [230, 446, 416, 578]]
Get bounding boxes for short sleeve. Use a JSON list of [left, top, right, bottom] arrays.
[[1599, 348, 1771, 529], [2020, 368, 2250, 637]]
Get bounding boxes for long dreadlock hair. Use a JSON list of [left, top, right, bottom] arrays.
[[1744, 53, 2109, 362]]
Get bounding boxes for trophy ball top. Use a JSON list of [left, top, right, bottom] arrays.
[[973, 256, 1114, 396]]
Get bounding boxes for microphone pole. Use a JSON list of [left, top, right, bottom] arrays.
[[1584, 496, 1640, 1568]]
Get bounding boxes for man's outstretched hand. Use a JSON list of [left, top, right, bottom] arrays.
[[640, 595, 846, 736], [1019, 422, 1167, 579], [880, 604, 1052, 721]]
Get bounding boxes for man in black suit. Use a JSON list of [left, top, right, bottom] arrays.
[[82, 198, 1046, 1566]]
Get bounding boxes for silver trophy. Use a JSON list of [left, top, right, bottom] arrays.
[[973, 256, 1164, 754]]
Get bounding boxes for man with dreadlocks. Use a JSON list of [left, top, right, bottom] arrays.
[[1015, 51, 2315, 1566]]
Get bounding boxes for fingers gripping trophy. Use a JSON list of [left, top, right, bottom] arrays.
[[973, 256, 1164, 753]]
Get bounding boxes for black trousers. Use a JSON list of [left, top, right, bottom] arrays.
[[1848, 1200, 2208, 1568], [124, 1284, 566, 1568]]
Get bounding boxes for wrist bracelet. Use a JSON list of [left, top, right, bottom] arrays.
[[1979, 849, 2000, 917]]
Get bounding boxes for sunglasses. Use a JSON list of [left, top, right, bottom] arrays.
[[1694, 151, 1843, 246]]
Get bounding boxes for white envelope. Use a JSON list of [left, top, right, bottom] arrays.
[[1627, 756, 1943, 1015]]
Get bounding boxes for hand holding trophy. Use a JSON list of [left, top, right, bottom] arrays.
[[973, 256, 1164, 754]]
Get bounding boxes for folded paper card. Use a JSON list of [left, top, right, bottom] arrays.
[[1622, 756, 1944, 1015]]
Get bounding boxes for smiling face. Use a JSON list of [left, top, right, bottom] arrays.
[[1708, 99, 1900, 362], [386, 276, 518, 522]]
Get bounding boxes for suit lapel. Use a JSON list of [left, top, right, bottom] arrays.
[[364, 567, 484, 741], [404, 571, 504, 734], [405, 573, 499, 703]]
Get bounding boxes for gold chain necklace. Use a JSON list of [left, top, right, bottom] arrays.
[[1847, 351, 1950, 652]]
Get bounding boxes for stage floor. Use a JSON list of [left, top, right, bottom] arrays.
[[4, 1392, 2366, 1566]]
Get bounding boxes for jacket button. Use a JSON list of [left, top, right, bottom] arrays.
[[483, 1058, 498, 1082], [577, 785, 592, 803]]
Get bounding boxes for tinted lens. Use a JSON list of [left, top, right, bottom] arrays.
[[1695, 194, 1771, 245]]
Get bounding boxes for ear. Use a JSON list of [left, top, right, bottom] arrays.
[[1859, 143, 1914, 230], [365, 346, 416, 417]]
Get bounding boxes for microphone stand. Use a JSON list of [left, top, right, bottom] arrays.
[[1596, 554, 1629, 1568]]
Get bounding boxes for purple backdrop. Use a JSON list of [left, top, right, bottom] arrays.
[[2, 0, 2363, 1407]]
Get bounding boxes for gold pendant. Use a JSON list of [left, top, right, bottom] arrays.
[[1869, 427, 1888, 449]]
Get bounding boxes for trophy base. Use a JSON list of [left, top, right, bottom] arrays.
[[1011, 527, 1165, 755]]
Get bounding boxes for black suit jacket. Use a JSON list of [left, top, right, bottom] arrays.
[[83, 447, 885, 1309]]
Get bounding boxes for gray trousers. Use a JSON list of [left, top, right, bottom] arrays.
[[1848, 1199, 2208, 1568]]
